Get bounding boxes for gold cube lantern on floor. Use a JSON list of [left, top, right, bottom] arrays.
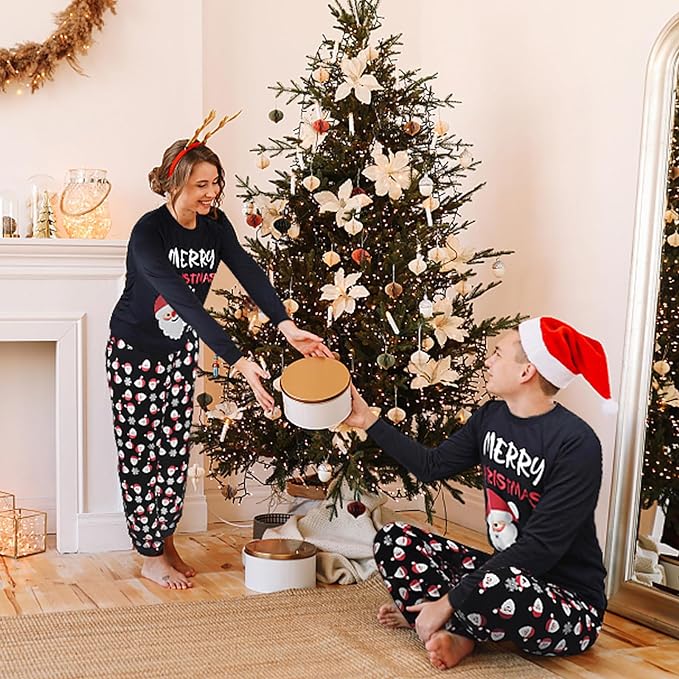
[[0, 508, 47, 558], [0, 491, 15, 512]]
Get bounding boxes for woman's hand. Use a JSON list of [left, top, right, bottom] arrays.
[[406, 596, 454, 643], [278, 320, 333, 358], [342, 384, 379, 430], [233, 356, 275, 412]]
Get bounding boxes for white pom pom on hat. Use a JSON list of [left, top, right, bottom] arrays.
[[518, 317, 618, 414]]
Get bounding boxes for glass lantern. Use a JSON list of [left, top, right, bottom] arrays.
[[60, 169, 112, 239], [0, 189, 19, 238], [0, 491, 15, 512], [26, 174, 59, 238], [0, 507, 47, 558]]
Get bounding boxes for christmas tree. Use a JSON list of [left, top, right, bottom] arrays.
[[641, 91, 679, 541], [193, 0, 521, 517], [34, 191, 56, 238]]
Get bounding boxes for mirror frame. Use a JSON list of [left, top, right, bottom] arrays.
[[605, 12, 679, 638]]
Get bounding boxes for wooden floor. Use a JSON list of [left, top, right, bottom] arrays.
[[1, 514, 678, 678]]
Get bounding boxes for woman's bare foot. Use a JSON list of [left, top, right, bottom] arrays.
[[164, 535, 196, 577], [425, 630, 475, 670], [377, 603, 410, 629], [140, 554, 193, 589]]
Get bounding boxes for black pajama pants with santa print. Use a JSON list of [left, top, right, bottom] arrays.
[[106, 335, 198, 556], [374, 522, 604, 657]]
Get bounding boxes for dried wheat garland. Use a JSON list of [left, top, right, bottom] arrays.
[[0, 0, 117, 94]]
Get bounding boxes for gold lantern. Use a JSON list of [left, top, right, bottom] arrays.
[[0, 490, 15, 512], [0, 508, 47, 558], [60, 168, 112, 239]]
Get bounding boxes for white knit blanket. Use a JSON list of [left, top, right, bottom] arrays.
[[264, 483, 396, 584]]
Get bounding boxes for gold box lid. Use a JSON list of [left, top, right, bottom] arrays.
[[244, 538, 317, 560], [280, 357, 350, 404]]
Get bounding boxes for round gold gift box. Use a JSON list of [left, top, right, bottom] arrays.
[[280, 357, 351, 430]]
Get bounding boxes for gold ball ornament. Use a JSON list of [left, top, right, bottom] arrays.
[[455, 408, 472, 425], [653, 360, 671, 376], [302, 175, 321, 192], [403, 120, 422, 136], [283, 298, 299, 316], [322, 250, 341, 267], [387, 407, 406, 424], [434, 119, 450, 136], [313, 66, 330, 83], [384, 281, 403, 298], [256, 155, 271, 170]]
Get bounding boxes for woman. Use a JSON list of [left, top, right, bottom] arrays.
[[107, 115, 330, 589]]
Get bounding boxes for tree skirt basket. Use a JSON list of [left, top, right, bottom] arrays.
[[253, 513, 292, 540], [285, 474, 328, 501]]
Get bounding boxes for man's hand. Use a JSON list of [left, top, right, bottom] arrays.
[[343, 384, 379, 430], [407, 596, 454, 643], [278, 320, 333, 358]]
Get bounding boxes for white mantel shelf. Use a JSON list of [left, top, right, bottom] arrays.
[[0, 239, 128, 279]]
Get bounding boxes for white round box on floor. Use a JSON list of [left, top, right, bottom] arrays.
[[280, 357, 351, 430], [243, 538, 317, 593]]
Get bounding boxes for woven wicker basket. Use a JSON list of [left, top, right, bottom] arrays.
[[285, 474, 328, 501]]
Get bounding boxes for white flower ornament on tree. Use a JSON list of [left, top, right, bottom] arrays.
[[362, 144, 412, 200], [407, 354, 459, 390], [320, 267, 370, 320], [314, 178, 373, 229], [299, 108, 335, 150], [334, 54, 383, 104], [427, 298, 469, 347]]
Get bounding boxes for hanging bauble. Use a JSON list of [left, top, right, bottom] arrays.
[[317, 463, 333, 483], [272, 215, 290, 233], [312, 119, 331, 134], [268, 109, 284, 123], [664, 209, 678, 223], [264, 405, 282, 420], [455, 408, 472, 425], [302, 175, 321, 192], [410, 350, 430, 365], [313, 66, 330, 83], [246, 213, 263, 228], [422, 337, 435, 352], [387, 407, 406, 424], [434, 119, 450, 136], [491, 259, 506, 278], [351, 247, 372, 265], [668, 231, 679, 247], [408, 254, 427, 276], [653, 360, 671, 376], [403, 120, 421, 136], [377, 353, 396, 369], [283, 298, 299, 316], [350, 186, 367, 198], [347, 500, 366, 518], [256, 155, 270, 169], [322, 250, 341, 267], [287, 223, 300, 239], [459, 149, 473, 168], [418, 174, 434, 197], [454, 280, 473, 296], [419, 297, 434, 318], [384, 281, 403, 299]]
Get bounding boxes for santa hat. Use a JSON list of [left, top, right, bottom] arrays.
[[486, 489, 518, 523], [154, 295, 171, 318], [518, 316, 617, 413]]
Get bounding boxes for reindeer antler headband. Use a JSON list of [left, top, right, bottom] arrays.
[[167, 109, 242, 178]]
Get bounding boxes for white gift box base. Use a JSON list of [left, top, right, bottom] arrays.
[[282, 389, 351, 430], [243, 538, 317, 593]]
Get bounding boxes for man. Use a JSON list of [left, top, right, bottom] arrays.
[[344, 317, 611, 670]]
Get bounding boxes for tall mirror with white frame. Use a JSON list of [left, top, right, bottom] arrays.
[[606, 13, 679, 638]]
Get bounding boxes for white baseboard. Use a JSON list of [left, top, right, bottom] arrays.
[[76, 512, 132, 553], [177, 494, 208, 533]]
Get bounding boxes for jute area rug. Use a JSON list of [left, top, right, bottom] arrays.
[[0, 577, 557, 679]]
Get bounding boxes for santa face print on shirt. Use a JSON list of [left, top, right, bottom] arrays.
[[486, 488, 520, 551], [154, 294, 186, 340]]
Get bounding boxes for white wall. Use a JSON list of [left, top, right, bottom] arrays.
[[0, 0, 203, 238]]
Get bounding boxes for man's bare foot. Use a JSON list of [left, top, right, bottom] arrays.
[[141, 554, 193, 589], [164, 535, 196, 577], [377, 603, 410, 629], [425, 630, 475, 670]]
